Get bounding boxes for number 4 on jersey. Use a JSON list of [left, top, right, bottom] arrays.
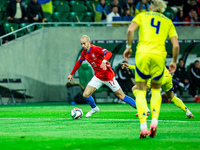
[[151, 18, 161, 34]]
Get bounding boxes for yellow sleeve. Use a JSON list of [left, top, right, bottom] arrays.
[[132, 13, 141, 25], [128, 65, 136, 70], [168, 23, 178, 39]]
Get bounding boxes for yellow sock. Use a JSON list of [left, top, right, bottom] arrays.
[[171, 96, 188, 113], [133, 90, 150, 113], [150, 88, 162, 120], [133, 90, 137, 97], [135, 90, 147, 124]]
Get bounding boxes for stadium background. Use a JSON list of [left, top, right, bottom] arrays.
[[0, 1, 200, 149], [0, 26, 200, 103]]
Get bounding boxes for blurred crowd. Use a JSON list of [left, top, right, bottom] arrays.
[[1, 0, 200, 25], [6, 0, 48, 24], [0, 0, 200, 43], [96, 0, 200, 26]]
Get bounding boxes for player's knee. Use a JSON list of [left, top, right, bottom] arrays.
[[136, 82, 147, 90], [151, 82, 161, 89], [83, 92, 90, 98], [166, 91, 174, 101], [132, 85, 137, 91]]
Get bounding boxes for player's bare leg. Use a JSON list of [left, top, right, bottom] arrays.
[[114, 88, 126, 100], [83, 85, 99, 117], [165, 90, 194, 119], [114, 88, 136, 109], [83, 85, 96, 98]]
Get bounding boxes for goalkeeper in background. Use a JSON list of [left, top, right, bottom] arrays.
[[123, 0, 179, 138], [121, 63, 194, 119]]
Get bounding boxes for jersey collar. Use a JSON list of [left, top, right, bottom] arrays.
[[86, 44, 93, 53], [87, 48, 91, 53]]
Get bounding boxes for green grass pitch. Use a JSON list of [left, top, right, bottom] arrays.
[[0, 103, 200, 150]]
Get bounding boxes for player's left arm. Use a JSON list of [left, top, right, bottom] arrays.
[[168, 23, 179, 74], [128, 64, 135, 70], [121, 63, 136, 70], [100, 51, 112, 70], [169, 36, 179, 74], [121, 62, 129, 69]]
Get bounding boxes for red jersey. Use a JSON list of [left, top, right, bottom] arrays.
[[79, 44, 115, 81]]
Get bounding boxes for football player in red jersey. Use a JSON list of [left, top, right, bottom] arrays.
[[68, 35, 137, 117]]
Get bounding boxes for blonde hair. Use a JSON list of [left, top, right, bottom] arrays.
[[150, 0, 167, 13], [81, 35, 90, 42]]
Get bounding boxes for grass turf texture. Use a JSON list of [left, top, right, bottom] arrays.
[[0, 103, 199, 150]]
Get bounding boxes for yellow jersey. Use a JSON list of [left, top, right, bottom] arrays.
[[132, 11, 178, 55]]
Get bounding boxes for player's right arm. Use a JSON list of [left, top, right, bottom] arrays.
[[68, 60, 83, 81], [124, 22, 139, 60], [124, 13, 140, 61], [68, 74, 73, 82], [68, 53, 85, 82]]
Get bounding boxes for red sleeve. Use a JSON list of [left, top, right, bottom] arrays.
[[93, 45, 112, 61], [70, 51, 85, 75], [79, 51, 85, 61], [70, 60, 83, 75], [94, 45, 108, 56], [103, 51, 112, 61]]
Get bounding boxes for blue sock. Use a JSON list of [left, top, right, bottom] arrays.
[[123, 95, 136, 109], [84, 96, 96, 108]]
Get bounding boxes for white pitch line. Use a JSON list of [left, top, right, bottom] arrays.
[[82, 118, 200, 123], [0, 118, 199, 123]]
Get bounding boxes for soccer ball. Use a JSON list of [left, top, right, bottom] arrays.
[[70, 107, 83, 119]]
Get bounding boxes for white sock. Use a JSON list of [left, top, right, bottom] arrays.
[[151, 118, 158, 126], [140, 123, 147, 131], [186, 110, 191, 116]]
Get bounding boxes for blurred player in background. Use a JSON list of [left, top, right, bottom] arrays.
[[123, 0, 179, 138], [68, 35, 137, 117], [116, 61, 135, 94], [121, 63, 194, 119]]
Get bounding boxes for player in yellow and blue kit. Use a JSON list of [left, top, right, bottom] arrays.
[[123, 0, 180, 138], [121, 63, 194, 119]]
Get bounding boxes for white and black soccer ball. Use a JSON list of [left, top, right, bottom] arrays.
[[70, 107, 83, 119]]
